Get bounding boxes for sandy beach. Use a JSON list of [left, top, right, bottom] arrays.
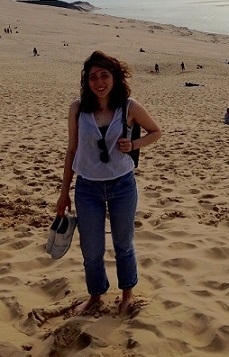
[[1, 1, 229, 356]]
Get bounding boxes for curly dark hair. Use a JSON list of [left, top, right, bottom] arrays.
[[80, 51, 131, 112]]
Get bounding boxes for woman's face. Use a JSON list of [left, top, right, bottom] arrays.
[[88, 66, 114, 99]]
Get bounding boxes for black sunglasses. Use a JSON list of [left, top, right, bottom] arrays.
[[97, 138, 109, 163]]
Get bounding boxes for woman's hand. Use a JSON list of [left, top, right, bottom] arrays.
[[118, 138, 133, 153], [56, 193, 71, 217]]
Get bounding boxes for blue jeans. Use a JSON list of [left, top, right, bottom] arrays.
[[75, 171, 138, 295]]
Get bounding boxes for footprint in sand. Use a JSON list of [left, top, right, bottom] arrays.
[[186, 312, 212, 335], [163, 300, 182, 309], [162, 270, 186, 285], [1, 295, 23, 319], [199, 333, 225, 352], [163, 257, 196, 270], [44, 321, 93, 355], [216, 301, 229, 312], [168, 242, 197, 250], [129, 318, 164, 338], [9, 239, 33, 249], [140, 257, 153, 268], [200, 193, 218, 199], [191, 289, 214, 297], [144, 191, 161, 199], [218, 325, 229, 335], [53, 321, 83, 347], [205, 247, 229, 259], [0, 262, 11, 274], [202, 280, 229, 291], [189, 188, 200, 194], [157, 197, 182, 207]]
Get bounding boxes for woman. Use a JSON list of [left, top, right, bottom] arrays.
[[57, 51, 162, 315]]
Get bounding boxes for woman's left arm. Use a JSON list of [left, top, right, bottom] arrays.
[[129, 98, 162, 150]]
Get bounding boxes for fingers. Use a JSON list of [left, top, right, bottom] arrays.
[[118, 139, 132, 152], [56, 206, 66, 217]]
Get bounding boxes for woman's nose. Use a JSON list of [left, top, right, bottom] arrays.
[[95, 76, 103, 84]]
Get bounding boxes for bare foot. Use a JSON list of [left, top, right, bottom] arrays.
[[119, 288, 134, 316], [71, 295, 101, 316]]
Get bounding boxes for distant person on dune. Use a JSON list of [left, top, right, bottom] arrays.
[[155, 63, 159, 73], [33, 47, 38, 56], [181, 61, 185, 71], [224, 108, 229, 124]]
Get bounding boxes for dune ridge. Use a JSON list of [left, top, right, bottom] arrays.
[[0, 0, 229, 356], [16, 0, 96, 11]]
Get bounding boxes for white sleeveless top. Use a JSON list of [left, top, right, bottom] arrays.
[[72, 99, 135, 181]]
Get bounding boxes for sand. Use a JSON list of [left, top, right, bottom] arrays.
[[1, 0, 229, 356]]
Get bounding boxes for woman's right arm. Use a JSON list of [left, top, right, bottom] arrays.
[[56, 100, 80, 216]]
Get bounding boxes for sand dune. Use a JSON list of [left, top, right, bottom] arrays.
[[16, 0, 96, 11], [0, 0, 229, 356]]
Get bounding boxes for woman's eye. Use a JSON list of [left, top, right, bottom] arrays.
[[89, 73, 111, 81], [101, 73, 110, 79]]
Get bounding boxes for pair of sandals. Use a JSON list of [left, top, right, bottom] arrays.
[[46, 213, 78, 259]]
